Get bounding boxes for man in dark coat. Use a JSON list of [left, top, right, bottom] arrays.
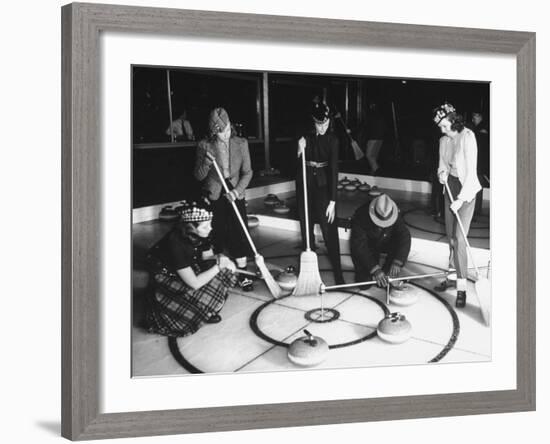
[[350, 194, 411, 287]]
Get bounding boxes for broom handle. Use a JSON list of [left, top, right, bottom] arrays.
[[323, 265, 489, 293], [207, 153, 259, 256], [444, 181, 481, 277], [335, 114, 354, 144], [322, 271, 449, 292], [166, 70, 174, 143], [300, 144, 312, 251], [234, 269, 259, 277]]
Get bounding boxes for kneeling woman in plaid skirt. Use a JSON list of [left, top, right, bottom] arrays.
[[146, 200, 238, 337]]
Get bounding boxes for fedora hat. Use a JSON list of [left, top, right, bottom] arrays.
[[369, 194, 398, 228]]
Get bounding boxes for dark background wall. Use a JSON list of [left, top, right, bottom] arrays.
[[133, 66, 489, 208]]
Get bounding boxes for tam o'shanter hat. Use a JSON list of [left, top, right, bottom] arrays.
[[369, 194, 398, 228], [433, 102, 456, 125], [179, 199, 213, 223], [312, 102, 330, 124], [209, 107, 230, 135]]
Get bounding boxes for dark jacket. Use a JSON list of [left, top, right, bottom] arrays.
[[350, 200, 411, 275], [194, 136, 253, 201], [298, 132, 339, 201]]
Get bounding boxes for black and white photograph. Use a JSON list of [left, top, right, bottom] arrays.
[[3, 0, 544, 442], [131, 66, 491, 376]]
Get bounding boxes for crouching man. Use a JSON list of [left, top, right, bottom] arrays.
[[350, 194, 411, 288]]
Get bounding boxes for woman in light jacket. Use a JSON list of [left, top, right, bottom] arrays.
[[432, 103, 482, 308]]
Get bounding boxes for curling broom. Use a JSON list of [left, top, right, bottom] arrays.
[[334, 111, 364, 160], [292, 141, 324, 297], [207, 153, 282, 298]]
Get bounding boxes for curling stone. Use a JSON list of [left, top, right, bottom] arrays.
[[377, 312, 412, 344], [159, 206, 179, 221], [173, 203, 184, 213], [358, 182, 371, 192], [287, 329, 329, 367], [273, 201, 290, 214], [264, 194, 280, 207], [339, 176, 351, 186], [267, 167, 280, 176], [247, 215, 260, 228], [368, 186, 382, 197], [344, 183, 358, 191], [389, 282, 420, 306], [276, 266, 298, 291]]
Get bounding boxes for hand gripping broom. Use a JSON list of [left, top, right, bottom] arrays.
[[292, 144, 324, 297], [445, 181, 491, 326], [206, 153, 282, 298]]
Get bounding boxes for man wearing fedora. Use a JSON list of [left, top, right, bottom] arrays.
[[350, 194, 411, 288]]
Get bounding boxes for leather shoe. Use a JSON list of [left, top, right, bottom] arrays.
[[434, 279, 456, 292], [238, 276, 254, 292], [206, 314, 222, 324], [455, 291, 467, 308]]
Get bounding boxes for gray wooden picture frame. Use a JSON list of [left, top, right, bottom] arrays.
[[61, 2, 536, 440]]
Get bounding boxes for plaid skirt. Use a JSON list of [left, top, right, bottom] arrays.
[[146, 268, 237, 338]]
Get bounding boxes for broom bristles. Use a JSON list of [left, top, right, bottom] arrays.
[[254, 254, 282, 299], [293, 250, 323, 297], [475, 277, 491, 327]]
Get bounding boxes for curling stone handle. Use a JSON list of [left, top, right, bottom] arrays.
[[303, 329, 317, 346]]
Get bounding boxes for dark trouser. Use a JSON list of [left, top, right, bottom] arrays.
[[296, 179, 343, 282], [352, 237, 409, 283], [210, 187, 252, 259], [444, 175, 475, 280], [431, 173, 444, 216]]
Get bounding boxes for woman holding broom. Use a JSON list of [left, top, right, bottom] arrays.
[[432, 102, 481, 308], [296, 102, 344, 285], [194, 107, 255, 291], [145, 199, 237, 337]]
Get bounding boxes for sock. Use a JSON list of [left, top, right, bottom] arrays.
[[236, 257, 247, 269], [457, 278, 467, 292]]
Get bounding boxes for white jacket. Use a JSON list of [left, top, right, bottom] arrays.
[[438, 127, 482, 203]]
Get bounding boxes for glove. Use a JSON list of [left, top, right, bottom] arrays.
[[325, 201, 336, 224], [217, 255, 236, 272], [450, 199, 464, 212], [373, 269, 389, 288], [297, 137, 306, 157], [225, 189, 239, 202], [204, 151, 215, 164], [388, 261, 402, 278]]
